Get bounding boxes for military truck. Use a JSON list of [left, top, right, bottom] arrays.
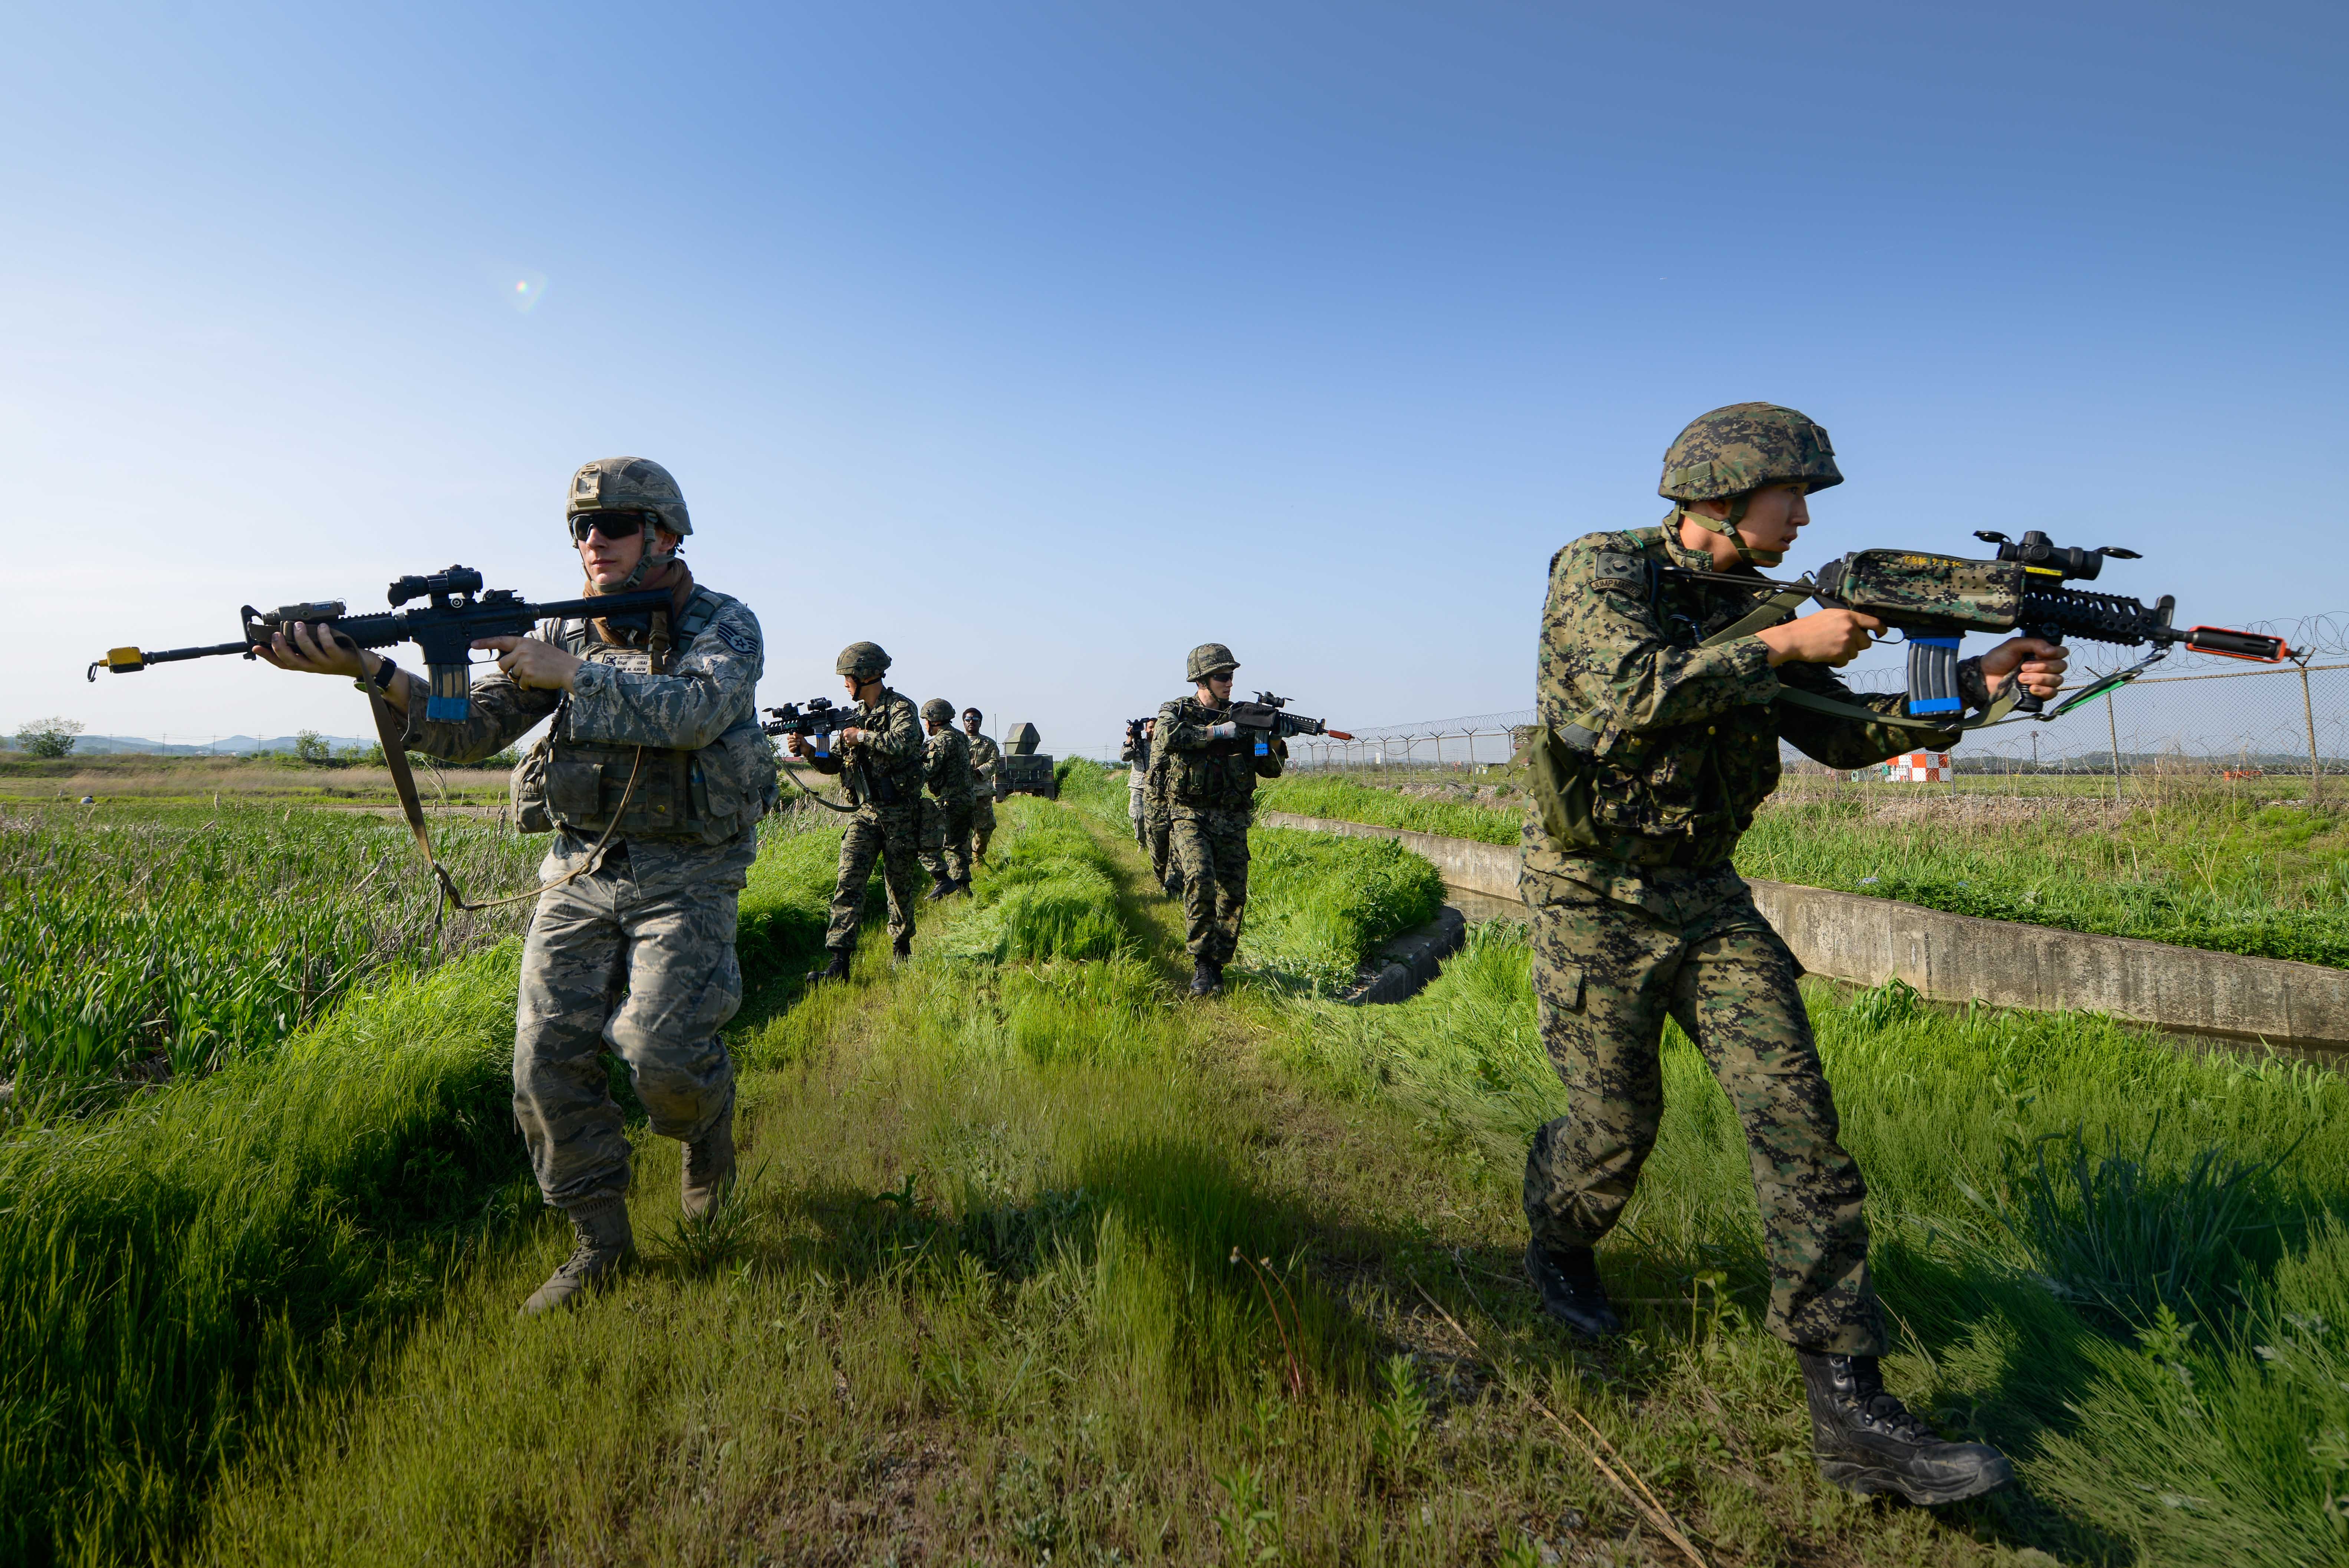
[[999, 721, 1057, 799]]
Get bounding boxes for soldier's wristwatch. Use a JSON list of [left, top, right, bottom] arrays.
[[354, 654, 398, 696]]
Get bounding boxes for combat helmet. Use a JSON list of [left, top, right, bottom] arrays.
[[836, 641, 891, 680], [1186, 642, 1240, 683], [568, 457, 692, 536], [1659, 403, 1840, 564], [567, 457, 691, 591], [921, 698, 955, 725]]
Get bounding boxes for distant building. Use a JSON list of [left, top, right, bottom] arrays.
[[1883, 750, 1953, 783]]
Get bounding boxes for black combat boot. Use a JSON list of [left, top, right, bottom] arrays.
[[927, 875, 955, 901], [951, 877, 973, 896], [1797, 1351, 2014, 1505], [1188, 957, 1222, 997], [808, 946, 853, 986], [1524, 1241, 1623, 1339], [891, 930, 913, 968]]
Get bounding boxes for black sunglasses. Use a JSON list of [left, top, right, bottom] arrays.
[[568, 510, 655, 543]]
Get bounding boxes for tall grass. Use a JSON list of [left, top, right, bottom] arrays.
[[1280, 927, 2349, 1563], [0, 803, 849, 1565], [0, 943, 530, 1565], [1238, 828, 1448, 993], [0, 803, 536, 1085], [935, 799, 1133, 965]]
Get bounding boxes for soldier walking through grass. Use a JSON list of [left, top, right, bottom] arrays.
[[917, 697, 976, 898], [793, 642, 926, 983], [1156, 642, 1285, 996], [962, 707, 1000, 865], [259, 457, 777, 1315], [1520, 403, 2071, 1503]]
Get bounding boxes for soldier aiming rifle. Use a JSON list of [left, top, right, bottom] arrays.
[[787, 642, 926, 983], [1522, 403, 2072, 1505], [242, 456, 775, 1316]]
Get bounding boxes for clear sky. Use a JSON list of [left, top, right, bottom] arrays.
[[9, 1, 2343, 754]]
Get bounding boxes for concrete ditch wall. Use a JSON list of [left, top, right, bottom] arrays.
[[1259, 809, 2349, 1058]]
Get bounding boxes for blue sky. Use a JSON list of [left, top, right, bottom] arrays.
[[9, 1, 2342, 753]]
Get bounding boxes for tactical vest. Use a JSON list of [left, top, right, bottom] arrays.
[[511, 587, 779, 845], [1161, 697, 1267, 812]]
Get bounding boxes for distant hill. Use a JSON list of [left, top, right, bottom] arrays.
[[29, 735, 375, 757]]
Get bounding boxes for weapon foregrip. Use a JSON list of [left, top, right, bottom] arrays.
[[1905, 636, 1964, 717]]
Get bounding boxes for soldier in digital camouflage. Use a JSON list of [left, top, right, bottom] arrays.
[[1523, 402, 2069, 1505], [917, 697, 976, 896], [1156, 642, 1284, 996], [261, 456, 777, 1315], [962, 708, 1000, 864], [790, 641, 926, 982]]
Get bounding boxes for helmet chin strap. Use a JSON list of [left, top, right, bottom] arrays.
[[611, 519, 675, 592], [1677, 494, 1771, 567]]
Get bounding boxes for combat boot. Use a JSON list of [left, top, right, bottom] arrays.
[[927, 875, 955, 901], [520, 1198, 634, 1316], [1524, 1241, 1623, 1338], [1798, 1351, 2014, 1505], [951, 877, 973, 896], [1188, 957, 1222, 997], [808, 946, 852, 986], [680, 1104, 736, 1219], [891, 931, 913, 968]]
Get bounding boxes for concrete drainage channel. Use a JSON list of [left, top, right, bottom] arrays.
[[1342, 905, 1468, 1005], [1264, 810, 2349, 1060]]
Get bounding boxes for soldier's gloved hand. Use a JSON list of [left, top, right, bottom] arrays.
[[838, 727, 867, 747], [1208, 722, 1238, 740]]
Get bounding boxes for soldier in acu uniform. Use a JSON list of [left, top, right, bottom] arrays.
[[1521, 404, 2070, 1505], [1156, 643, 1284, 997], [260, 457, 778, 1316], [917, 698, 976, 897], [791, 642, 925, 981], [961, 708, 1000, 865]]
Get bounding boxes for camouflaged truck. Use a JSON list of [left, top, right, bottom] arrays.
[[999, 721, 1057, 800]]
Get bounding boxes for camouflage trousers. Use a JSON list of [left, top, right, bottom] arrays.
[[1522, 870, 1886, 1355], [1129, 786, 1148, 847], [1145, 795, 1177, 890], [828, 803, 924, 950], [920, 795, 976, 884], [514, 845, 741, 1210], [1169, 807, 1250, 963], [970, 795, 996, 864]]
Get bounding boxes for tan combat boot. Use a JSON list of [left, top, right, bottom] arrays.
[[680, 1104, 737, 1220], [519, 1197, 634, 1316]]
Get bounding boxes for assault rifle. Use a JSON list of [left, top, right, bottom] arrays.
[[1227, 693, 1355, 741], [88, 565, 676, 722], [760, 698, 859, 744], [761, 699, 872, 814], [1661, 530, 2289, 723], [1123, 717, 1152, 761]]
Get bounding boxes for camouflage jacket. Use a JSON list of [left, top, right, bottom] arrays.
[[923, 726, 976, 803], [804, 688, 924, 812], [401, 579, 773, 884], [1154, 696, 1285, 813], [1527, 522, 1959, 913], [967, 731, 1001, 788]]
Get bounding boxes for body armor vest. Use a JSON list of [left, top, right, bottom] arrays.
[[511, 587, 778, 844]]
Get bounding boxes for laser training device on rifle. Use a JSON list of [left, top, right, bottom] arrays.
[[88, 565, 677, 723], [1124, 717, 1151, 758], [1227, 694, 1355, 741], [1660, 530, 2290, 726]]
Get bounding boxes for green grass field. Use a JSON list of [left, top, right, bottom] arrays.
[[1259, 773, 2349, 969], [7, 779, 2346, 1564]]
